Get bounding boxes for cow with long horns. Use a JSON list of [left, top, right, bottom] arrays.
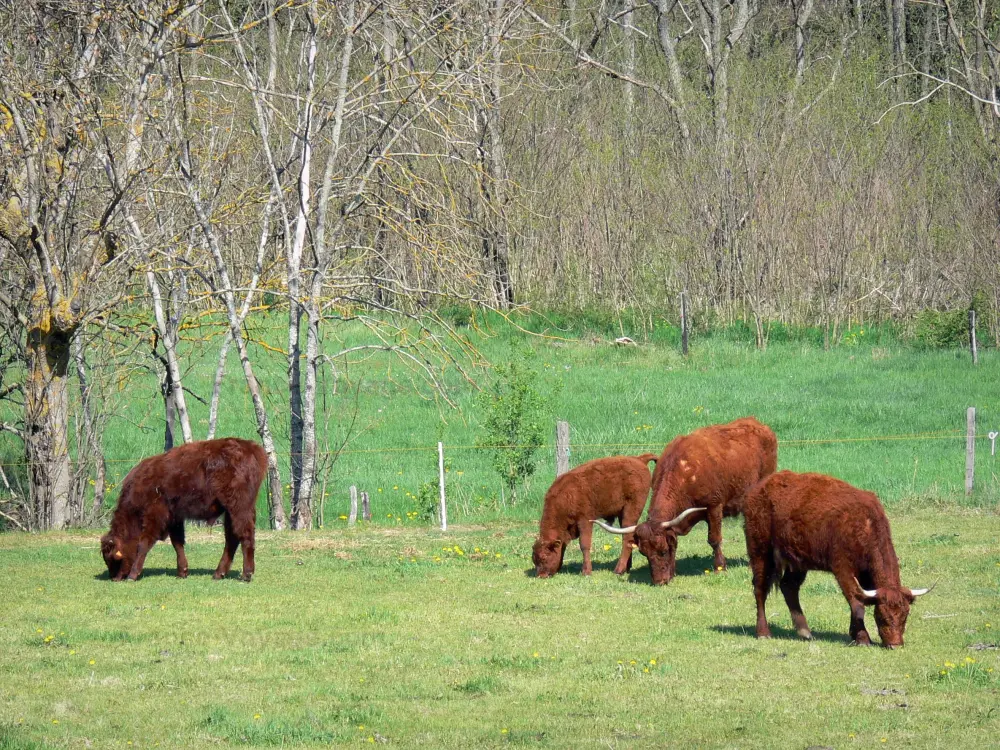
[[743, 470, 929, 647], [594, 417, 777, 585]]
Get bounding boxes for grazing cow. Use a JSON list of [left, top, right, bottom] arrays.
[[532, 454, 658, 578], [743, 471, 929, 647], [595, 417, 777, 585], [101, 437, 267, 582]]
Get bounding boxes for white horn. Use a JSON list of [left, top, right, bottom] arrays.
[[592, 519, 637, 535], [659, 507, 708, 529], [854, 577, 878, 599], [907, 583, 934, 597]]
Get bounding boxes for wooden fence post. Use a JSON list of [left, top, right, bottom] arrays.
[[438, 441, 448, 532], [966, 407, 975, 496], [361, 491, 371, 521], [348, 485, 358, 526], [969, 308, 978, 365], [556, 420, 570, 476], [680, 290, 689, 356]]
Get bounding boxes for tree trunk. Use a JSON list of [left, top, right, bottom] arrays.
[[287, 2, 318, 529], [480, 0, 514, 308], [25, 306, 74, 530]]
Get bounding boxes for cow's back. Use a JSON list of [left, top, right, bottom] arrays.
[[745, 471, 895, 575], [650, 417, 777, 520]]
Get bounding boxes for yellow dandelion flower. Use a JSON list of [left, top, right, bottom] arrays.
[[89, 660, 95, 665], [339, 515, 347, 520], [393, 485, 398, 490], [603, 544, 611, 552], [533, 652, 540, 658], [52, 719, 59, 725], [940, 670, 947, 675], [69, 650, 75, 655], [881, 739, 887, 744], [501, 728, 509, 734], [965, 657, 975, 663], [650, 659, 657, 665], [630, 660, 637, 665], [36, 629, 42, 633], [643, 667, 650, 673], [704, 569, 711, 575], [495, 553, 502, 558], [254, 714, 261, 720]]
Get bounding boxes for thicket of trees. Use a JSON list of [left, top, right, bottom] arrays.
[[1, 0, 998, 530]]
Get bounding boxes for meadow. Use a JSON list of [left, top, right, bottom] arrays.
[[0, 512, 998, 749], [1, 318, 999, 747]]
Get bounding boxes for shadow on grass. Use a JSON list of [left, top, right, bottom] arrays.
[[622, 554, 748, 584], [711, 623, 850, 645], [92, 568, 238, 581], [522, 560, 625, 578]]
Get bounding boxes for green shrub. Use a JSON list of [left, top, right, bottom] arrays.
[[914, 309, 969, 349], [475, 357, 549, 504]]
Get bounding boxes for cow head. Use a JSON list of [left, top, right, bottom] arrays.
[[633, 523, 679, 585], [532, 538, 563, 578], [592, 507, 706, 586], [857, 580, 931, 648], [100, 534, 136, 581]]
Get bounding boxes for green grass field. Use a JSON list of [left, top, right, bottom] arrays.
[[1, 320, 999, 747], [0, 512, 998, 749]]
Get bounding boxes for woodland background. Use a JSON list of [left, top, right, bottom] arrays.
[[1, 0, 998, 531]]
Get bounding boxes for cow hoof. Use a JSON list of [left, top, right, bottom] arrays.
[[212, 572, 225, 580], [177, 569, 189, 579], [797, 628, 813, 640], [756, 632, 772, 640], [240, 574, 253, 583], [849, 638, 873, 647]]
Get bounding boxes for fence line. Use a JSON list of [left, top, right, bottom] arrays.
[[0, 428, 981, 470]]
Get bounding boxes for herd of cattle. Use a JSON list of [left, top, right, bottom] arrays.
[[99, 417, 929, 648]]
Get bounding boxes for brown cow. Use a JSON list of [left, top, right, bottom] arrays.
[[100, 437, 267, 582], [743, 470, 929, 648], [532, 454, 658, 578], [595, 417, 777, 585]]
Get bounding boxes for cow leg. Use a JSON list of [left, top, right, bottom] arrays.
[[614, 511, 638, 575], [833, 570, 873, 645], [557, 543, 567, 573], [126, 538, 155, 581], [750, 553, 774, 639], [127, 510, 168, 581], [579, 523, 594, 576], [232, 513, 256, 583], [779, 570, 811, 639], [706, 504, 726, 571], [168, 521, 189, 578], [213, 514, 240, 580]]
